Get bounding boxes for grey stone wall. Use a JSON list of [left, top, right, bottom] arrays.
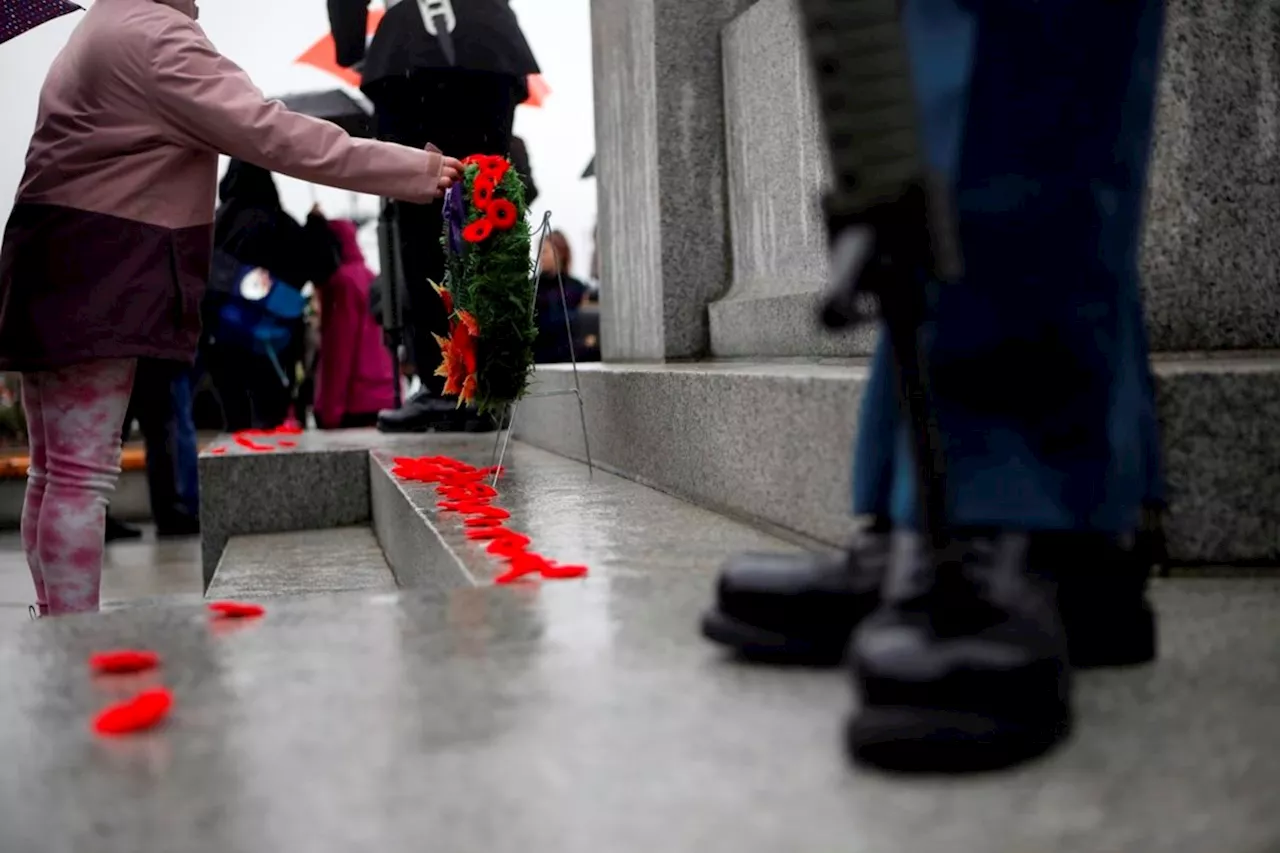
[[711, 0, 875, 357], [591, 0, 756, 360], [667, 0, 1280, 358], [1140, 0, 1280, 352]]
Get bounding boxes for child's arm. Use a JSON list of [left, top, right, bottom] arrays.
[[146, 19, 455, 204]]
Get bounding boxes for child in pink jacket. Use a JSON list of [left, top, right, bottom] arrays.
[[314, 220, 397, 430], [0, 0, 461, 616]]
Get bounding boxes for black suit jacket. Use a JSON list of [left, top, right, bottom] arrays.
[[328, 0, 539, 87]]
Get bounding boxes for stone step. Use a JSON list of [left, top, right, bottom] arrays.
[[206, 527, 396, 600], [515, 355, 1280, 564], [197, 428, 441, 588], [368, 438, 805, 590]]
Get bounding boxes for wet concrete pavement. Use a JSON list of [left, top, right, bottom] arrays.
[[0, 441, 1277, 852]]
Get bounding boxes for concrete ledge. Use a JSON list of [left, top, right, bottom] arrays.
[[370, 452, 480, 592], [516, 357, 1280, 564], [198, 429, 427, 590], [516, 361, 867, 547], [368, 437, 804, 592]]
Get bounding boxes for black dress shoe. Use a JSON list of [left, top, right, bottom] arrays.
[[701, 521, 891, 664], [105, 516, 143, 543], [156, 511, 201, 538], [847, 530, 1099, 774], [700, 523, 1157, 670], [377, 392, 497, 434]]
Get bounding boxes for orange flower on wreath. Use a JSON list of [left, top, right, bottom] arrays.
[[434, 310, 480, 404], [431, 280, 454, 314]]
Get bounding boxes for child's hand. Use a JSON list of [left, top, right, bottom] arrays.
[[438, 156, 462, 195]]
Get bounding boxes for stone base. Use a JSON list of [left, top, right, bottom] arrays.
[[515, 356, 1280, 564]]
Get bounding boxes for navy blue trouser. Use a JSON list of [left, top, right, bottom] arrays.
[[852, 0, 1165, 533]]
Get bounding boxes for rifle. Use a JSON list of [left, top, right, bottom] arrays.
[[377, 200, 407, 409], [796, 0, 961, 549]]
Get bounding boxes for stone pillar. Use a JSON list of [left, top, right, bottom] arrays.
[[711, 0, 873, 357], [590, 0, 754, 360], [1141, 0, 1280, 352]]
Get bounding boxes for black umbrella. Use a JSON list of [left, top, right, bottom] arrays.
[[581, 157, 595, 179], [274, 88, 374, 138], [1, 0, 80, 46]]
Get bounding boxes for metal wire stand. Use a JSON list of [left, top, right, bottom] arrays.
[[490, 211, 594, 486]]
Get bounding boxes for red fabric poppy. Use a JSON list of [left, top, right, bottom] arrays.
[[487, 199, 518, 231], [208, 601, 265, 619], [481, 161, 510, 185], [465, 526, 514, 541], [472, 175, 496, 209], [487, 535, 531, 558], [462, 219, 493, 244], [89, 649, 161, 675], [541, 563, 589, 580], [465, 517, 504, 528], [93, 687, 174, 736]]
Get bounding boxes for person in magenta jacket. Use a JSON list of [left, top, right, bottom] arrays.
[[314, 220, 397, 431], [0, 0, 462, 616]]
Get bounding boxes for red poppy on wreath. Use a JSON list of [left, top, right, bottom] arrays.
[[462, 219, 493, 243], [472, 175, 496, 209], [481, 159, 509, 185], [487, 199, 518, 231]]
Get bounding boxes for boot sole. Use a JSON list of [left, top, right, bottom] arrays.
[[700, 609, 847, 666], [847, 703, 1072, 774]]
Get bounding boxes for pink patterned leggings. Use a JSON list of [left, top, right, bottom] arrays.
[[21, 359, 136, 615]]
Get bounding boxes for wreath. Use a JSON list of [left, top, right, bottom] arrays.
[[433, 154, 536, 413]]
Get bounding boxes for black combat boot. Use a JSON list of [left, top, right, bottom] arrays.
[[701, 519, 891, 664], [701, 517, 1159, 670], [846, 530, 1151, 774]]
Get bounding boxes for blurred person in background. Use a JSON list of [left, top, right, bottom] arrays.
[[313, 219, 397, 429], [328, 0, 539, 432], [534, 230, 597, 364], [205, 161, 342, 431]]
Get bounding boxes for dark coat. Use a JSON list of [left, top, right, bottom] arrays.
[[212, 162, 340, 292], [328, 0, 539, 91]]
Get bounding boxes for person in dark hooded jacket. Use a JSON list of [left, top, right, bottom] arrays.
[[204, 160, 342, 431], [328, 0, 539, 433]]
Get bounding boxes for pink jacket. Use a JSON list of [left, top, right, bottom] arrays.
[[0, 0, 443, 372], [314, 220, 396, 428]]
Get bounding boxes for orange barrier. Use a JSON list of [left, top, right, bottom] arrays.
[[0, 446, 154, 480]]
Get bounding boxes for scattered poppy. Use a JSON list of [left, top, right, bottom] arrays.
[[487, 199, 518, 231], [92, 687, 173, 736], [465, 517, 504, 528], [542, 563, 589, 580], [466, 526, 515, 541], [208, 601, 265, 619], [89, 649, 161, 675]]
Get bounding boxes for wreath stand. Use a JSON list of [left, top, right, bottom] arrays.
[[488, 211, 593, 486]]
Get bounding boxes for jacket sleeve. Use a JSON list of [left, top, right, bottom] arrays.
[[327, 0, 369, 69], [147, 19, 442, 204]]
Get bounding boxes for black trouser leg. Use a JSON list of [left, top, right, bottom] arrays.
[[369, 69, 520, 398]]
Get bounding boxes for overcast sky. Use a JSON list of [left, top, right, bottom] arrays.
[[0, 0, 598, 279]]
